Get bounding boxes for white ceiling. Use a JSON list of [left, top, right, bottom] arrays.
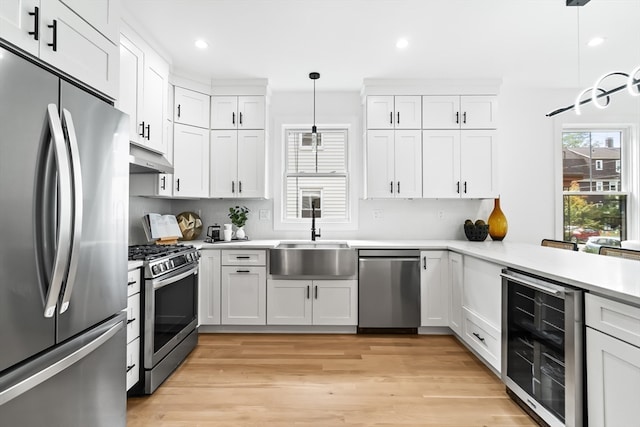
[[122, 0, 640, 91]]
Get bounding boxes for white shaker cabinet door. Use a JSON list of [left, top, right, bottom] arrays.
[[174, 86, 210, 128], [142, 50, 168, 154], [237, 96, 264, 129], [460, 96, 497, 130], [266, 280, 312, 325], [118, 34, 144, 145], [422, 95, 460, 129], [312, 280, 357, 326], [57, 0, 119, 43], [393, 130, 422, 198], [199, 250, 221, 325], [0, 0, 40, 56], [210, 130, 238, 198], [460, 130, 497, 199], [448, 252, 463, 335], [366, 130, 395, 198], [221, 266, 266, 325], [173, 124, 209, 198], [587, 327, 640, 427], [236, 130, 265, 198], [422, 130, 460, 198], [211, 96, 238, 130], [394, 95, 421, 129], [420, 251, 449, 327], [366, 96, 394, 129]]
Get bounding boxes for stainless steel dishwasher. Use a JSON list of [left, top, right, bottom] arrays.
[[358, 250, 420, 332]]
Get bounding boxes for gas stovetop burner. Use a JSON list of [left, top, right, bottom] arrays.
[[128, 244, 194, 261]]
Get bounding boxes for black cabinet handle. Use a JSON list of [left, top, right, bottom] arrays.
[[397, 112, 400, 124], [177, 104, 181, 118], [236, 270, 250, 273], [455, 111, 459, 124], [389, 112, 393, 125], [314, 285, 318, 299], [160, 176, 166, 190], [139, 121, 145, 137], [397, 182, 400, 194], [47, 20, 57, 51], [456, 181, 460, 194], [464, 181, 467, 194], [236, 256, 250, 259], [126, 364, 136, 373], [390, 181, 393, 194], [145, 124, 150, 140], [127, 280, 136, 286], [472, 332, 486, 344], [239, 181, 242, 193], [239, 112, 243, 125], [231, 181, 235, 193], [232, 112, 235, 125], [126, 318, 136, 325], [28, 7, 39, 40], [463, 112, 467, 124], [176, 178, 180, 192], [306, 285, 310, 299], [423, 256, 427, 270]]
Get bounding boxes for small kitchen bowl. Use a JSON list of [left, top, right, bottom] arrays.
[[464, 224, 489, 242]]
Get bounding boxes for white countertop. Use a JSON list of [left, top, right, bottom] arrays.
[[191, 238, 640, 305], [128, 260, 143, 270]]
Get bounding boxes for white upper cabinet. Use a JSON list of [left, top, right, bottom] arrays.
[[211, 95, 264, 130], [423, 95, 497, 129], [366, 129, 421, 198], [0, 0, 119, 98], [210, 129, 265, 198], [423, 129, 497, 199], [174, 87, 210, 128], [367, 95, 421, 129], [173, 123, 209, 198], [118, 28, 168, 154]]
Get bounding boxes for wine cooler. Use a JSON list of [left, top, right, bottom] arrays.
[[501, 269, 584, 427]]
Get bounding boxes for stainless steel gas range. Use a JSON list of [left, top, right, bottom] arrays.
[[128, 244, 200, 394]]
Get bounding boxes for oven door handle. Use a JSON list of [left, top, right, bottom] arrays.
[[500, 272, 562, 296], [152, 265, 199, 290]]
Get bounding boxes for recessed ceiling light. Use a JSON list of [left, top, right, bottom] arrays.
[[195, 39, 209, 49], [587, 37, 604, 47], [396, 38, 409, 49]]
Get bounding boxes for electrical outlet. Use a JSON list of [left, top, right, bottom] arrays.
[[373, 209, 383, 219], [438, 210, 445, 220], [259, 209, 271, 220]]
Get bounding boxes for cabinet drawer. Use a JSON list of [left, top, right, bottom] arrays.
[[586, 293, 640, 347], [126, 293, 141, 344], [222, 250, 266, 266], [126, 337, 140, 391], [463, 307, 501, 373], [127, 268, 141, 297]]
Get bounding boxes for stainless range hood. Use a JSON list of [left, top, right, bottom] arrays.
[[129, 141, 174, 174]]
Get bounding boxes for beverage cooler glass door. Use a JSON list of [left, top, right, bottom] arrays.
[[501, 269, 583, 427]]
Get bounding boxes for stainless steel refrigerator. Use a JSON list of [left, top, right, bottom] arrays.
[[0, 45, 129, 426]]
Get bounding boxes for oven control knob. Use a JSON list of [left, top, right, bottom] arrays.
[[186, 253, 191, 261], [158, 264, 165, 273], [165, 261, 171, 270], [151, 265, 158, 275]]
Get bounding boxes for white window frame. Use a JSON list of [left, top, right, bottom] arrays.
[[595, 180, 604, 192], [595, 159, 603, 170], [556, 124, 635, 240], [273, 123, 358, 232], [298, 188, 323, 219]]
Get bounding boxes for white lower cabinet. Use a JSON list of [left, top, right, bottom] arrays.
[[420, 251, 449, 327], [198, 250, 221, 325], [586, 293, 640, 426], [460, 255, 503, 373], [448, 251, 463, 335], [267, 280, 358, 326], [221, 266, 266, 325], [125, 267, 141, 391]]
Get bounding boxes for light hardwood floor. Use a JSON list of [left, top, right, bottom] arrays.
[[127, 334, 537, 426]]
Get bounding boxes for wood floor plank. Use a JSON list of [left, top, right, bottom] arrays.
[[127, 334, 537, 427]]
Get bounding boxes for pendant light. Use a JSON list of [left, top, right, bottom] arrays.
[[309, 72, 320, 145]]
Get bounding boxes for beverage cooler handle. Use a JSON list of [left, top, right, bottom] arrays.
[[42, 104, 73, 318], [500, 272, 562, 296], [58, 108, 84, 314]]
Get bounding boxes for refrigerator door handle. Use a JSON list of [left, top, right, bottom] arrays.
[[43, 104, 73, 318], [58, 109, 83, 314], [0, 319, 123, 406]]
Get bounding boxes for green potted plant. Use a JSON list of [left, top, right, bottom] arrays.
[[228, 206, 249, 239]]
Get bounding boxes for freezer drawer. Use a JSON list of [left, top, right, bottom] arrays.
[[0, 314, 126, 427]]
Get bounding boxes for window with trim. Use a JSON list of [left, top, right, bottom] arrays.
[[283, 128, 349, 221], [562, 130, 626, 246]]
